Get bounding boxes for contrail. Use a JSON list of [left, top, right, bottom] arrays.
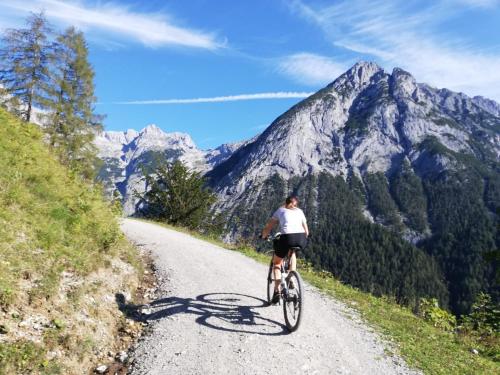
[[114, 92, 314, 104]]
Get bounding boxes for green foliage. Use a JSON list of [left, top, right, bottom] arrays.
[[421, 167, 497, 315], [309, 173, 446, 307], [0, 108, 120, 307], [44, 26, 102, 180], [418, 298, 457, 331], [390, 160, 428, 232], [138, 160, 216, 230], [458, 293, 500, 362], [364, 172, 401, 227], [0, 12, 54, 122], [0, 15, 102, 180], [462, 293, 499, 335], [408, 136, 499, 315], [0, 341, 57, 375], [347, 172, 367, 205]]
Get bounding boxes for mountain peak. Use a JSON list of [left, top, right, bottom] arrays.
[[329, 61, 384, 91], [390, 67, 418, 99], [345, 61, 383, 83], [140, 124, 164, 135]]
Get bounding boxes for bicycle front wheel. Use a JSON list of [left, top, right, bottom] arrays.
[[283, 270, 304, 332], [266, 260, 274, 306]]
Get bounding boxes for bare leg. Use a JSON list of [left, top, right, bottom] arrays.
[[288, 250, 297, 272], [272, 254, 283, 292]]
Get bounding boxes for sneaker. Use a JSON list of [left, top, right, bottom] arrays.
[[271, 291, 280, 305]]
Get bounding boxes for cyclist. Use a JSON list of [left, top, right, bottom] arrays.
[[261, 195, 309, 304]]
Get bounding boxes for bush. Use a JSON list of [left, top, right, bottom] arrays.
[[461, 293, 499, 335], [418, 298, 457, 331]]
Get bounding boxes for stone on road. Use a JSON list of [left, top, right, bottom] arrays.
[[121, 218, 420, 375]]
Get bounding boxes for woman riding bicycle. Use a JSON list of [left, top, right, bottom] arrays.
[[261, 195, 309, 304]]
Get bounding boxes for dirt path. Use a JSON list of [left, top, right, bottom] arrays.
[[120, 218, 420, 375]]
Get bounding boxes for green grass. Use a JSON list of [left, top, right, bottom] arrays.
[[0, 108, 140, 374], [136, 218, 499, 375], [0, 109, 121, 305]]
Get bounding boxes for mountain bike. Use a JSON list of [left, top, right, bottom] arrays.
[[265, 233, 304, 332]]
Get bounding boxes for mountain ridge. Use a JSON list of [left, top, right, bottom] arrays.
[[95, 124, 250, 214], [94, 61, 498, 314], [203, 61, 499, 315]]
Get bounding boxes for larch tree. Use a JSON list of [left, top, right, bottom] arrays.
[[0, 12, 54, 122], [45, 26, 103, 179]]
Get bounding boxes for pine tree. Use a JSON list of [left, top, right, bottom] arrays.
[[45, 26, 102, 179], [138, 160, 217, 229], [0, 12, 54, 122]]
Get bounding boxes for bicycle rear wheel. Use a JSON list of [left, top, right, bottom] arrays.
[[283, 270, 304, 332], [266, 260, 274, 305]]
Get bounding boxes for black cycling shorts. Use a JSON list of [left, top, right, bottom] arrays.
[[273, 232, 307, 259]]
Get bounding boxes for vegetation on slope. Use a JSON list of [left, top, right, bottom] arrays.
[[0, 109, 140, 374]]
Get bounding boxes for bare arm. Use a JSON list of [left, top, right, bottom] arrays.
[[261, 217, 278, 239]]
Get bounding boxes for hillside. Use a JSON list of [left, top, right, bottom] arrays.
[[0, 108, 142, 374], [206, 62, 499, 315]]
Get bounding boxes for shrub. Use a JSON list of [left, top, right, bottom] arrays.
[[418, 298, 457, 331]]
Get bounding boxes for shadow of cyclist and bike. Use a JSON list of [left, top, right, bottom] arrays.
[[116, 292, 289, 336]]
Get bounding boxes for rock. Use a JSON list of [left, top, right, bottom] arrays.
[[95, 364, 108, 374], [140, 307, 152, 315], [116, 351, 128, 363], [0, 324, 8, 334], [470, 348, 479, 355]]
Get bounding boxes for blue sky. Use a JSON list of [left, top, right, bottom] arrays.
[[1, 0, 499, 149]]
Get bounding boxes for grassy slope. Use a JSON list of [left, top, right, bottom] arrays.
[[0, 109, 140, 374], [137, 219, 499, 375]]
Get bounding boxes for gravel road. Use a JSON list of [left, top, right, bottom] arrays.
[[120, 218, 421, 375]]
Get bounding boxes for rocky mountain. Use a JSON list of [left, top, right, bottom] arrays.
[[206, 62, 499, 315], [95, 124, 246, 214], [472, 95, 500, 117]]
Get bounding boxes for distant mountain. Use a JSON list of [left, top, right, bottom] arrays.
[[472, 95, 500, 117], [206, 62, 499, 315], [94, 124, 247, 214]]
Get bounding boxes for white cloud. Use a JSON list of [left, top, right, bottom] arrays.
[[290, 0, 500, 101], [0, 0, 222, 49], [277, 53, 347, 86], [115, 92, 314, 105]]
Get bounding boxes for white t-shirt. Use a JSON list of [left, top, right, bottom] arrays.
[[272, 207, 307, 234]]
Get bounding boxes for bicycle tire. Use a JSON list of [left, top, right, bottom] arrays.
[[283, 270, 304, 332], [266, 260, 274, 306]]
